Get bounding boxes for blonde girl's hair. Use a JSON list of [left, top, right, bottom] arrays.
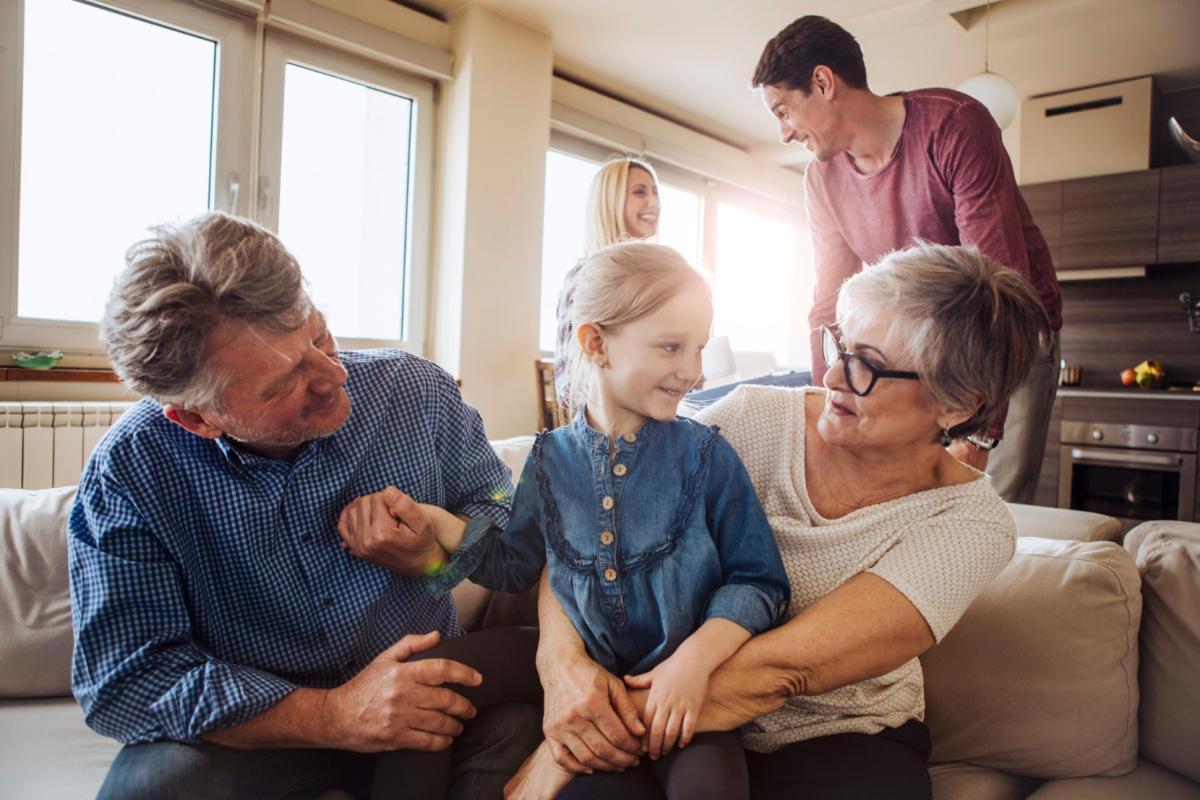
[[561, 241, 711, 415], [584, 157, 659, 255]]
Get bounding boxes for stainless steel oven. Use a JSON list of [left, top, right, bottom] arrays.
[[1059, 421, 1197, 524]]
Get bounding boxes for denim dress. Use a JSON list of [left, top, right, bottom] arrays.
[[438, 413, 790, 676]]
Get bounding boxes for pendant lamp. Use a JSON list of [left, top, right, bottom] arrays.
[[956, 0, 1019, 130]]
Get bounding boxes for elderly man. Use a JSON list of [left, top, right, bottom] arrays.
[[753, 16, 1062, 503], [68, 212, 540, 799]]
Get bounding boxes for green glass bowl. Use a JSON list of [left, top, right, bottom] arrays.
[[10, 351, 64, 370]]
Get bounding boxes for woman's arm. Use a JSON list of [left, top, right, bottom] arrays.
[[535, 569, 646, 772], [688, 571, 935, 732]]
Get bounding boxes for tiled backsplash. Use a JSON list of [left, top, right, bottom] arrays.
[[1058, 265, 1200, 388]]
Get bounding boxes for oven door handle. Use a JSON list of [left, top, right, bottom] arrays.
[[1069, 448, 1186, 468]]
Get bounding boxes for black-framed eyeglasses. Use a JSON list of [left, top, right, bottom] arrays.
[[821, 324, 920, 397]]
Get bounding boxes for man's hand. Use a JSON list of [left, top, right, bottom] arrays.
[[337, 486, 447, 575], [323, 631, 481, 753], [539, 649, 645, 773], [947, 439, 990, 471]]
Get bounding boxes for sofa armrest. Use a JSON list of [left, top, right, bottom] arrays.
[[1006, 503, 1122, 542]]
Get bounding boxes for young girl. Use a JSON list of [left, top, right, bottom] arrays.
[[404, 241, 789, 799]]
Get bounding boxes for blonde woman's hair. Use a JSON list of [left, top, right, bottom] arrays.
[[836, 241, 1052, 440], [561, 241, 710, 415], [584, 157, 659, 255]]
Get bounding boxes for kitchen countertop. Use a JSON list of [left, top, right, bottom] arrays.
[[1058, 387, 1200, 401]]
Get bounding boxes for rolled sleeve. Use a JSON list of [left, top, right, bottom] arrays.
[[423, 515, 495, 597], [705, 582, 781, 636]]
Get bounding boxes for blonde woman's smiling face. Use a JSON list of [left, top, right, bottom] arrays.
[[622, 166, 660, 239]]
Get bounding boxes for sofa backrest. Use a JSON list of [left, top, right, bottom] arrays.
[[0, 487, 77, 697], [1124, 521, 1200, 784]]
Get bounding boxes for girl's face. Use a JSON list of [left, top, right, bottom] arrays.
[[594, 281, 711, 430], [622, 166, 660, 239]]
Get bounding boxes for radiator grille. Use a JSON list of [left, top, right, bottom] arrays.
[[0, 402, 135, 489]]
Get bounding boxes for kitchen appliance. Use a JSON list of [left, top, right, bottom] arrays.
[[1059, 420, 1197, 525]]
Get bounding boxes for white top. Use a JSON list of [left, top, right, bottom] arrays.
[[695, 386, 1015, 752]]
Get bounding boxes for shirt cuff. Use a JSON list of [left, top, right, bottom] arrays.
[[149, 661, 297, 744], [423, 515, 495, 597], [704, 583, 783, 637]]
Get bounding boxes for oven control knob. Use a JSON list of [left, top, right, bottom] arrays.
[[1147, 433, 1159, 445], [1091, 429, 1104, 441]]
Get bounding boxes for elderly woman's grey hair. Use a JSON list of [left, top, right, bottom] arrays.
[[837, 241, 1052, 441], [101, 211, 312, 410]]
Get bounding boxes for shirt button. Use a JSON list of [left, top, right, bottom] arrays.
[[602, 495, 614, 510], [613, 463, 628, 477], [604, 566, 618, 582], [300, 532, 312, 543], [599, 531, 614, 545], [623, 433, 637, 443], [321, 596, 334, 608]]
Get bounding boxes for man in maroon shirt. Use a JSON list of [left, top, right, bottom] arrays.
[[752, 15, 1062, 504]]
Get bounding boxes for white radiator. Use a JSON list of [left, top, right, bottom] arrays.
[[0, 402, 135, 489]]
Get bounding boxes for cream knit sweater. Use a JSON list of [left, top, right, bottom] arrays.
[[695, 385, 1015, 753]]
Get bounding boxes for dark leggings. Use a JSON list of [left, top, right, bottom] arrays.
[[370, 626, 542, 800], [557, 730, 749, 800], [555, 720, 931, 800]]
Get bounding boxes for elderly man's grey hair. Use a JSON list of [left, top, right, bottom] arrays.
[[101, 212, 312, 410], [836, 241, 1052, 440]]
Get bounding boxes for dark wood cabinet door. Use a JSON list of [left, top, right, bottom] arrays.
[[1158, 164, 1200, 264], [1061, 170, 1160, 268], [1021, 181, 1063, 267]]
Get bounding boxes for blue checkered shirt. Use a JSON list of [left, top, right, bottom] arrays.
[[68, 350, 512, 744]]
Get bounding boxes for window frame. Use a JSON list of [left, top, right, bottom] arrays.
[[258, 29, 434, 353], [0, 0, 255, 353]]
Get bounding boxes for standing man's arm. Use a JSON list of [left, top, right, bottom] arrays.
[[804, 167, 863, 384]]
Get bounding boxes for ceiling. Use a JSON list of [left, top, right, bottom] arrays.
[[402, 0, 1200, 165]]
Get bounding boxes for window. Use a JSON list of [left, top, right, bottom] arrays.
[[0, 0, 432, 354]]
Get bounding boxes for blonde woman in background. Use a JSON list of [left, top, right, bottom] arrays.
[[553, 157, 661, 408]]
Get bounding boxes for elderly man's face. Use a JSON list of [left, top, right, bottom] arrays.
[[203, 310, 350, 458]]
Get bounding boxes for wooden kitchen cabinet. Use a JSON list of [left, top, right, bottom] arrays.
[[1021, 181, 1063, 267], [1158, 163, 1200, 264], [1061, 170, 1160, 269]]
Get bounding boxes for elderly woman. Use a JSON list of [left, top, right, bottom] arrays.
[[510, 242, 1053, 799]]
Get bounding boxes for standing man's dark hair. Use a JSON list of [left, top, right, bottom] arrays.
[[752, 16, 868, 93]]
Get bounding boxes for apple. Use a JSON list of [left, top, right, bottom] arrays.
[[1121, 368, 1136, 386]]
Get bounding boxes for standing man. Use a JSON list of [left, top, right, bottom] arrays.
[[753, 16, 1062, 503], [70, 212, 541, 798]]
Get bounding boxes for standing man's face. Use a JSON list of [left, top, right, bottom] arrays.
[[761, 79, 839, 162]]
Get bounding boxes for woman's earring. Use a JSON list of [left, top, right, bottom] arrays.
[[939, 428, 952, 447]]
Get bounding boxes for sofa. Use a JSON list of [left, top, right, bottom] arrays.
[[1, 435, 1197, 799]]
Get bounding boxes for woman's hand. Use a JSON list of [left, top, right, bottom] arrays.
[[539, 648, 646, 772], [624, 651, 709, 759]]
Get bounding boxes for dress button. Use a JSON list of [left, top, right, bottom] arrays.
[[623, 433, 637, 443], [604, 566, 618, 582], [602, 495, 614, 510], [599, 530, 615, 545], [613, 463, 628, 477]]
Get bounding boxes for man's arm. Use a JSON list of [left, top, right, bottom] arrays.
[[804, 167, 863, 384]]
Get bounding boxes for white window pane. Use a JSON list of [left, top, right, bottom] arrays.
[[18, 0, 215, 323], [277, 64, 413, 341], [657, 184, 701, 268], [714, 202, 813, 368], [539, 151, 597, 352]]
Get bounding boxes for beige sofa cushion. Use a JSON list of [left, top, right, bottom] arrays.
[[1124, 521, 1200, 784], [1006, 503, 1122, 543], [921, 537, 1140, 779], [1025, 758, 1200, 800], [0, 487, 76, 698]]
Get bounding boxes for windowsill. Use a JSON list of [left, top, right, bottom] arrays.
[[0, 367, 122, 383]]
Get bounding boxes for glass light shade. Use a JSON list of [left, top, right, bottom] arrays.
[[957, 71, 1019, 130]]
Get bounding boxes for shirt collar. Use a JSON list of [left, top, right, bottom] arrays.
[[570, 406, 664, 452]]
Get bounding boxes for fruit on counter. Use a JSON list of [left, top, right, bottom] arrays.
[[1120, 368, 1137, 386], [1133, 360, 1165, 389]]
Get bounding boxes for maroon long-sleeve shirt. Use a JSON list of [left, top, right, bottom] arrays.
[[804, 88, 1062, 439]]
